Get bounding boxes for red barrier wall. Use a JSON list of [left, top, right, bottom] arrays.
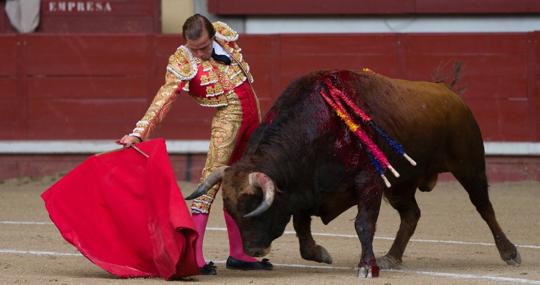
[[1, 32, 538, 142]]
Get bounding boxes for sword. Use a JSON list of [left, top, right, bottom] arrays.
[[96, 141, 149, 158], [130, 144, 149, 158]]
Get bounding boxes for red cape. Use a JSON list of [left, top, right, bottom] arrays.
[[41, 139, 199, 279]]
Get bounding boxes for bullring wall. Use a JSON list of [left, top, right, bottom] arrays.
[[0, 32, 539, 181]]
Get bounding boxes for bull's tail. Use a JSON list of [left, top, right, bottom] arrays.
[[432, 61, 466, 94]]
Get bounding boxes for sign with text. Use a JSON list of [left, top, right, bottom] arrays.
[[45, 1, 113, 13], [29, 0, 161, 33], [41, 0, 158, 16]]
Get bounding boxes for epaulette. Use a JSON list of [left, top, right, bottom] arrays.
[[213, 21, 238, 42], [167, 45, 198, 81]]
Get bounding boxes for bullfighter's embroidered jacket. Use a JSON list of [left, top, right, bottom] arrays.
[[129, 21, 254, 139]]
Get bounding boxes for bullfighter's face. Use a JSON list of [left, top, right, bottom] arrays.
[[185, 28, 213, 61]]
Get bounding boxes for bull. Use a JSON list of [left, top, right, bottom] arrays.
[[186, 69, 521, 277]]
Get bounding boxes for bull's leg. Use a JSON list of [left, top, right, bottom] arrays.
[[453, 171, 521, 266], [293, 214, 333, 264], [354, 184, 383, 278], [377, 184, 420, 269]]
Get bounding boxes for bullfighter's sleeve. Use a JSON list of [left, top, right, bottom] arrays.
[[129, 71, 185, 140]]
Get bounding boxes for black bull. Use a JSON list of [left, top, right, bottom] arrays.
[[187, 70, 521, 277]]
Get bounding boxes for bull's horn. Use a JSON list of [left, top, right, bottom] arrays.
[[244, 172, 275, 218], [184, 166, 228, 200]]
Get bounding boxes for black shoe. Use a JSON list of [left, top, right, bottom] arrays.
[[226, 256, 273, 271], [199, 261, 217, 275]]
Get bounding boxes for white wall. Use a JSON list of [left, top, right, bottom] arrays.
[[245, 16, 540, 34]]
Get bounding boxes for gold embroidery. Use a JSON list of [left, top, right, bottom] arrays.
[[131, 71, 181, 139], [192, 90, 243, 214], [181, 65, 191, 75], [193, 96, 228, 107], [214, 83, 224, 95], [208, 71, 218, 83], [200, 75, 209, 86], [169, 46, 197, 80], [213, 21, 239, 42], [202, 61, 212, 72], [166, 25, 253, 108], [131, 25, 256, 141], [206, 86, 215, 95]]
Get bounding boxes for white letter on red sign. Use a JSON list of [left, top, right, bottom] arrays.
[[86, 1, 94, 12]]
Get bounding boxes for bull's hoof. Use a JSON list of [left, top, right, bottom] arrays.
[[504, 250, 521, 266], [357, 265, 380, 278], [300, 245, 333, 264], [376, 255, 402, 269]]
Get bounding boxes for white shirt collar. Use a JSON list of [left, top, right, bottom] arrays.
[[212, 41, 230, 58]]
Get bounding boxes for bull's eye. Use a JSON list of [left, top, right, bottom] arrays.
[[237, 193, 263, 215]]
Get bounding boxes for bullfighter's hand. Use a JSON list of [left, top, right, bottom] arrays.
[[117, 135, 141, 147]]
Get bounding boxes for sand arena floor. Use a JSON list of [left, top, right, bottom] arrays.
[[0, 175, 539, 285]]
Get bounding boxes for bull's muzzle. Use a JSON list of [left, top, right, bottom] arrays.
[[245, 245, 272, 257]]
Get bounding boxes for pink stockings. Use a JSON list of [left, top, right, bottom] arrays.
[[192, 211, 256, 268], [191, 213, 210, 268], [223, 210, 257, 262]]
